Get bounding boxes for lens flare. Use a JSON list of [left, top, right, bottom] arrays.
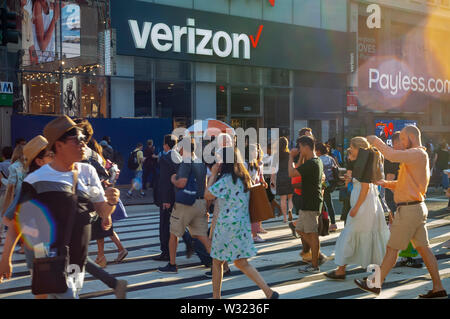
[[14, 200, 56, 250]]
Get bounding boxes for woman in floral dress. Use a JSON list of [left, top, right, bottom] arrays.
[[205, 146, 279, 299]]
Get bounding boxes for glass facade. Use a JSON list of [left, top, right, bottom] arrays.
[[19, 0, 110, 118]]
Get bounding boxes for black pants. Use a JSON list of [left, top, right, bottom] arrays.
[[323, 186, 336, 224], [142, 166, 155, 190], [159, 206, 191, 256]]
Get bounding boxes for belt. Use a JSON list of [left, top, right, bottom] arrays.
[[396, 201, 423, 207]]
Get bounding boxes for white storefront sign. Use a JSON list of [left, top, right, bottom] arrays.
[[128, 18, 252, 60]]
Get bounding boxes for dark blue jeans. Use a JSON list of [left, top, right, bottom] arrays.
[[142, 166, 155, 190], [192, 228, 212, 267]]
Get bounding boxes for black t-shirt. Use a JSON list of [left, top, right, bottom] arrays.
[[436, 149, 449, 170], [296, 157, 323, 212], [143, 146, 156, 168]]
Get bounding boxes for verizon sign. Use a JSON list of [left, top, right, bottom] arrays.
[[129, 18, 259, 60], [112, 0, 352, 73]]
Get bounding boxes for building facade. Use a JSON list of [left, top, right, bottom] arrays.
[[2, 0, 449, 149], [351, 0, 450, 145]]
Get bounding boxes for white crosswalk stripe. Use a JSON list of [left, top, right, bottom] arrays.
[[0, 204, 449, 299]]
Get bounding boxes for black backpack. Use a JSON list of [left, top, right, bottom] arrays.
[[127, 150, 139, 170]]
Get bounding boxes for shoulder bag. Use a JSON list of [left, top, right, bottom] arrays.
[[249, 183, 273, 223], [31, 170, 78, 295]]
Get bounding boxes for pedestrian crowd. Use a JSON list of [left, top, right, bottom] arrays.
[[0, 117, 448, 299]]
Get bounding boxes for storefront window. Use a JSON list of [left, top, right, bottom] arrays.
[[216, 65, 228, 83], [155, 60, 191, 81], [156, 82, 191, 127], [216, 85, 227, 122], [79, 76, 108, 118], [263, 68, 290, 87], [230, 66, 259, 84], [134, 57, 152, 117], [23, 76, 60, 115], [231, 86, 260, 115], [264, 88, 290, 132]]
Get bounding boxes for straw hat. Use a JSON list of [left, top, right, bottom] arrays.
[[43, 115, 78, 150], [23, 135, 49, 168]]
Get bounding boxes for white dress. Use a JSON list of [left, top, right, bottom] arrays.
[[334, 178, 390, 268]]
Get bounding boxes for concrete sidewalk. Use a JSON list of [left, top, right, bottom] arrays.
[[117, 184, 155, 206]]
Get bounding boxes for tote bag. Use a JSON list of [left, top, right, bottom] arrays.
[[249, 184, 273, 223]]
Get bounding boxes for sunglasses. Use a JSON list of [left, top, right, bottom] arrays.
[[66, 134, 87, 145], [43, 151, 55, 158]]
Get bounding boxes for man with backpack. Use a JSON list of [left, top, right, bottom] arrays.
[[158, 137, 209, 274], [127, 143, 145, 198], [316, 142, 339, 232]]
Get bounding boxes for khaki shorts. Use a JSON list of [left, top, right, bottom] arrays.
[[170, 199, 208, 238], [387, 203, 429, 250], [295, 210, 320, 234]]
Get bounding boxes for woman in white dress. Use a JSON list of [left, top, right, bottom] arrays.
[[325, 137, 390, 280]]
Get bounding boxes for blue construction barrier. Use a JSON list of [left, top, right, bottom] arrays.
[[11, 114, 173, 185]]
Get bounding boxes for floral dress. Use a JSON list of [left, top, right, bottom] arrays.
[[209, 174, 257, 262]]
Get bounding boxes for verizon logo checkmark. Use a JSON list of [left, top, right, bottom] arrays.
[[269, 0, 275, 6], [250, 25, 264, 48]]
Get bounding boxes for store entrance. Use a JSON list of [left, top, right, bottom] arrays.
[[230, 117, 260, 131]]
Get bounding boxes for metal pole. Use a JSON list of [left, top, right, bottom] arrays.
[[59, 0, 63, 114]]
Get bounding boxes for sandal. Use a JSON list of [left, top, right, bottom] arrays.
[[115, 249, 129, 263], [324, 270, 346, 281], [95, 255, 107, 268]]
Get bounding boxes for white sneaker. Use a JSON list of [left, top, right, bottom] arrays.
[[253, 235, 265, 243]]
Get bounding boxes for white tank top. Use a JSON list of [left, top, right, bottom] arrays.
[[32, 2, 55, 63]]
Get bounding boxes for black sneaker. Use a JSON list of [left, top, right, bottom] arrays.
[[405, 258, 423, 269], [152, 254, 170, 261], [418, 290, 448, 299], [157, 263, 178, 274], [269, 291, 279, 299], [204, 269, 232, 278], [354, 277, 381, 296]]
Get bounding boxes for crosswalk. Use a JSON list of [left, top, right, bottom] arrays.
[[0, 203, 449, 299]]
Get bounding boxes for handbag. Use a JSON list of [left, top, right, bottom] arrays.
[[249, 183, 273, 223], [111, 199, 128, 222], [31, 170, 78, 295], [175, 169, 197, 206], [318, 208, 330, 237]]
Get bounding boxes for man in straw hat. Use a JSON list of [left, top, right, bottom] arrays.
[[2, 116, 120, 298]]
